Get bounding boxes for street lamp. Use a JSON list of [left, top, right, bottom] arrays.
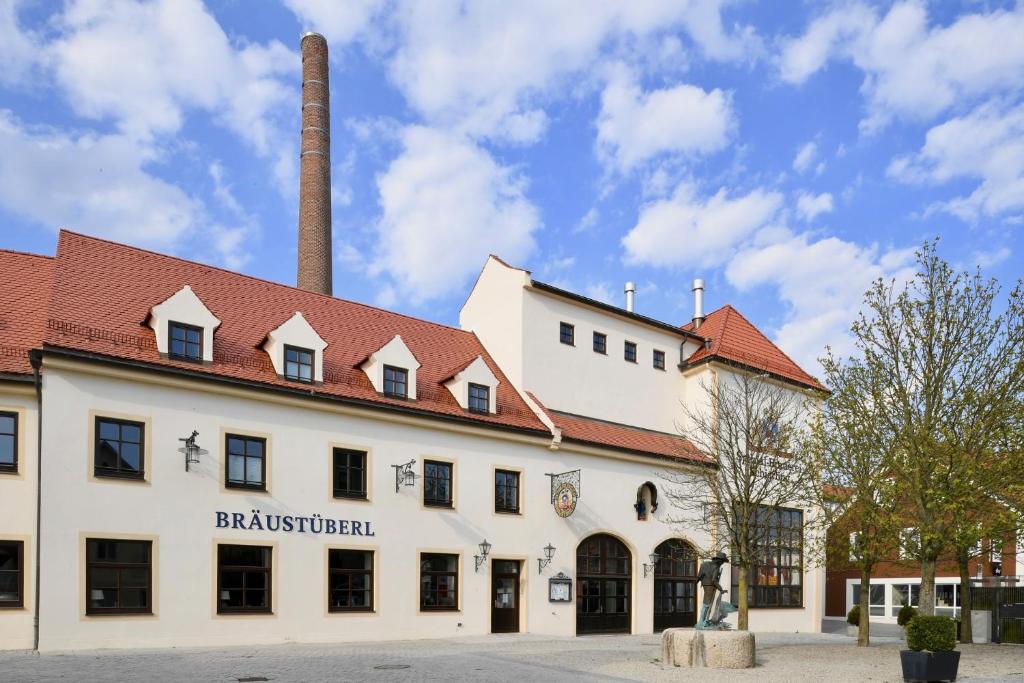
[[537, 543, 556, 574], [392, 459, 418, 492], [179, 430, 202, 472], [643, 552, 661, 578], [474, 539, 492, 572]]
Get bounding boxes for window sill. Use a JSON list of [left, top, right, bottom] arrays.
[[217, 608, 274, 616], [93, 471, 146, 482], [424, 502, 454, 509], [0, 467, 18, 475], [419, 608, 461, 614], [0, 603, 25, 610], [225, 483, 268, 493], [333, 493, 369, 501], [328, 607, 375, 614], [168, 354, 204, 364], [85, 610, 154, 617], [495, 509, 521, 516]]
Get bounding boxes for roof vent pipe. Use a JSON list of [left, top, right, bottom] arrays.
[[692, 278, 705, 329], [624, 281, 636, 312]]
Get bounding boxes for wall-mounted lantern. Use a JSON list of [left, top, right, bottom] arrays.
[[643, 552, 661, 578], [474, 539, 492, 572], [179, 430, 204, 472], [392, 459, 418, 493], [537, 543, 556, 574]]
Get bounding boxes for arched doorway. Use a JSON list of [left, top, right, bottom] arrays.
[[576, 534, 632, 634], [653, 539, 698, 631]]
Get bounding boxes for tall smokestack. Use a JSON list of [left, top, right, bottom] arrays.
[[297, 32, 332, 296], [692, 279, 705, 329]]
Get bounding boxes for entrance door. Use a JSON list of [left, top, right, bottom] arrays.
[[491, 559, 520, 633], [653, 539, 698, 631], [577, 534, 632, 635]]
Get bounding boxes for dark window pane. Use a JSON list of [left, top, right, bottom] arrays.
[[284, 345, 314, 383], [593, 332, 606, 354], [468, 383, 490, 413], [424, 460, 452, 506], [560, 322, 575, 345], [624, 341, 637, 362], [0, 434, 13, 466], [218, 545, 272, 614], [168, 322, 202, 360], [85, 539, 151, 614], [94, 418, 145, 479], [225, 435, 265, 490], [383, 366, 408, 398]]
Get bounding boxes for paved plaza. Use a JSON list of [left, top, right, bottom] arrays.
[[1, 632, 1022, 683]]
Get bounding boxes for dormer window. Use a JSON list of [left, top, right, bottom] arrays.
[[383, 366, 408, 398], [284, 345, 314, 383], [468, 383, 490, 413], [168, 322, 202, 361]]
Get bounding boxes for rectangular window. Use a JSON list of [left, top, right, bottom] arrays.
[[328, 549, 373, 612], [168, 321, 202, 361], [0, 412, 16, 474], [332, 448, 367, 500], [624, 341, 637, 363], [85, 539, 152, 615], [225, 434, 266, 491], [218, 544, 272, 614], [559, 322, 575, 346], [420, 553, 458, 611], [731, 506, 803, 608], [383, 365, 408, 398], [0, 541, 24, 608], [284, 345, 314, 383], [593, 331, 607, 354], [494, 469, 520, 514], [94, 417, 145, 480], [653, 349, 666, 370], [891, 583, 920, 616], [423, 460, 453, 508], [468, 383, 490, 413]]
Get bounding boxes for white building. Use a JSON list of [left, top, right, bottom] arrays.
[[0, 232, 826, 651]]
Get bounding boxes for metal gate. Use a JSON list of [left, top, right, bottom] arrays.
[[971, 584, 1024, 644]]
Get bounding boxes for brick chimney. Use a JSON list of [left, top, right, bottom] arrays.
[[297, 32, 332, 296]]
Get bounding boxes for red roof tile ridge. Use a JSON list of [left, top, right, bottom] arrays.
[[548, 408, 687, 439], [0, 248, 53, 261], [56, 230, 476, 338], [719, 305, 819, 384]]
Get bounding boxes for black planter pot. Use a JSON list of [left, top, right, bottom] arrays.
[[900, 649, 961, 682]]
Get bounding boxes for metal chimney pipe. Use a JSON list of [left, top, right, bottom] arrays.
[[297, 32, 333, 296], [692, 279, 705, 329], [624, 281, 636, 312]]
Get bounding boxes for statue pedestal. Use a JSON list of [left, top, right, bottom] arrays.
[[661, 629, 755, 669]]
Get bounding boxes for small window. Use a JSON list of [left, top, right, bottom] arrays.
[[94, 417, 145, 480], [0, 541, 24, 608], [383, 365, 408, 398], [217, 544, 272, 614], [495, 470, 520, 514], [284, 345, 314, 383], [420, 553, 458, 611], [559, 322, 575, 346], [423, 460, 453, 508], [593, 332, 607, 354], [329, 549, 373, 612], [226, 434, 266, 491], [85, 539, 152, 615], [468, 383, 490, 414], [333, 448, 367, 500], [168, 321, 202, 361], [624, 341, 637, 363], [0, 412, 16, 474], [653, 349, 666, 370]]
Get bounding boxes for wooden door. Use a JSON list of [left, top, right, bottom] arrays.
[[653, 539, 698, 631], [491, 560, 520, 633], [576, 534, 632, 635]]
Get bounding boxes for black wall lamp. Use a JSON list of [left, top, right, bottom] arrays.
[[474, 539, 492, 572], [392, 459, 418, 493], [537, 543, 556, 574], [178, 430, 204, 472], [643, 552, 661, 578]]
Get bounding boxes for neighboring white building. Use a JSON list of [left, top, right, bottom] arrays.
[[0, 232, 827, 651]]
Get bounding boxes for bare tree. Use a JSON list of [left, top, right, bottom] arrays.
[[662, 369, 819, 630]]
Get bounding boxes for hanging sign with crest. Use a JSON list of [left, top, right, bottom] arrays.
[[546, 470, 581, 518]]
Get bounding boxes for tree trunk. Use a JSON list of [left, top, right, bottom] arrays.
[[858, 565, 871, 647], [919, 557, 936, 616], [958, 552, 973, 643], [738, 568, 749, 631]]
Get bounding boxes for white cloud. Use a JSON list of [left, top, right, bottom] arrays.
[[792, 141, 817, 174], [726, 231, 916, 373], [795, 192, 833, 221], [779, 2, 1024, 132], [0, 1, 38, 87], [573, 207, 600, 235], [971, 247, 1010, 270], [283, 0, 385, 44], [622, 182, 783, 268], [584, 282, 616, 305], [372, 126, 541, 303], [887, 102, 1024, 222], [596, 63, 734, 173]]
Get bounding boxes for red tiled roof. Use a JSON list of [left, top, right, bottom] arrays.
[[0, 250, 53, 377], [683, 305, 827, 392], [537, 400, 710, 466], [42, 231, 548, 433]]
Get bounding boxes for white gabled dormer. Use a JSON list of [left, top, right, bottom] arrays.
[[443, 355, 499, 414], [148, 285, 221, 363], [360, 335, 421, 399], [262, 312, 328, 383]]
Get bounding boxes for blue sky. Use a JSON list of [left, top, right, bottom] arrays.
[[1, 1, 1022, 375]]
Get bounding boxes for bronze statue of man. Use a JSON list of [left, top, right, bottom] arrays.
[[697, 551, 729, 627]]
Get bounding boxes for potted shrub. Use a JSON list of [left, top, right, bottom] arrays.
[[900, 615, 959, 682], [846, 605, 860, 637], [897, 605, 918, 633]]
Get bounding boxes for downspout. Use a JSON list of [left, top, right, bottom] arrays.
[[29, 349, 42, 652]]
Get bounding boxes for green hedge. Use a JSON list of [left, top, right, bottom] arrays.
[[906, 615, 956, 652], [897, 604, 918, 627], [847, 605, 860, 626]]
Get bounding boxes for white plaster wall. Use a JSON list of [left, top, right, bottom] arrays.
[[459, 258, 528, 389], [0, 385, 38, 650], [36, 366, 754, 650]]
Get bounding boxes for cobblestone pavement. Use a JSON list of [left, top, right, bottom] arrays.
[[2, 632, 1022, 683]]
